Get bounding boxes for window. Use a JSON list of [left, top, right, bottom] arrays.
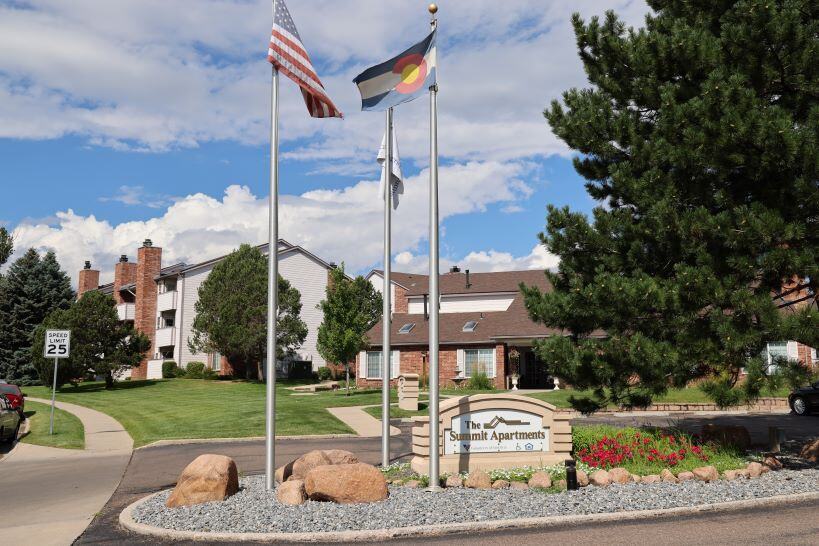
[[398, 323, 415, 334], [464, 348, 494, 377], [210, 352, 221, 372], [462, 320, 477, 332], [365, 351, 398, 379], [762, 342, 793, 372]]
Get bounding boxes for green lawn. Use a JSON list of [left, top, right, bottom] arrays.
[[22, 400, 85, 450], [24, 379, 401, 447], [524, 386, 790, 408]]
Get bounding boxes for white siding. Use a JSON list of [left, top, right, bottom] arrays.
[[278, 250, 328, 369], [407, 293, 515, 314], [368, 272, 396, 313], [177, 263, 216, 369]]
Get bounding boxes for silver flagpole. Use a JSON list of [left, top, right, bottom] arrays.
[[427, 3, 441, 492], [265, 62, 279, 491], [381, 106, 394, 468]]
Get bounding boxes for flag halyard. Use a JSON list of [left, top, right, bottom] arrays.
[[268, 0, 342, 118]]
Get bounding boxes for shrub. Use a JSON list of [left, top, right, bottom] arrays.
[[203, 368, 219, 380], [317, 366, 332, 381], [162, 361, 178, 378], [467, 372, 494, 390], [185, 361, 206, 379]]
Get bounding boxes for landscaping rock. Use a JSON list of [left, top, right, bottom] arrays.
[[404, 480, 421, 489], [677, 471, 695, 482], [589, 470, 611, 487], [762, 456, 782, 471], [528, 472, 552, 489], [723, 470, 742, 481], [445, 475, 463, 488], [799, 439, 819, 463], [630, 474, 641, 483], [324, 449, 360, 466], [641, 475, 661, 484], [304, 463, 388, 504], [292, 450, 333, 480], [510, 481, 529, 490], [577, 469, 589, 487], [555, 479, 567, 490], [276, 479, 306, 506], [701, 424, 751, 449], [464, 471, 492, 489], [491, 479, 510, 489], [737, 468, 751, 478], [660, 469, 678, 483], [166, 454, 239, 508], [608, 467, 630, 485], [692, 465, 719, 482], [747, 462, 764, 478]]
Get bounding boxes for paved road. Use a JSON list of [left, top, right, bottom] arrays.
[[77, 413, 818, 544]]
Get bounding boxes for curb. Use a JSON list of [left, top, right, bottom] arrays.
[[119, 489, 819, 543], [137, 433, 357, 449]]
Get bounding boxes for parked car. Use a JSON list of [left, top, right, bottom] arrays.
[[0, 383, 25, 415], [0, 394, 22, 444], [789, 381, 819, 416]]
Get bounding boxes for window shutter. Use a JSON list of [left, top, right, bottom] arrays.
[[490, 348, 497, 378], [456, 349, 465, 377], [787, 341, 799, 361], [391, 350, 400, 379], [359, 351, 366, 379]]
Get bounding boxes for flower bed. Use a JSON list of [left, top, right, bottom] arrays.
[[573, 425, 749, 475]]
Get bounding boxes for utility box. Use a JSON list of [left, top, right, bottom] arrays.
[[398, 373, 420, 411]]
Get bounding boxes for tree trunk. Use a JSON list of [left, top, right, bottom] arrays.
[[345, 364, 350, 396], [104, 370, 114, 389], [257, 359, 265, 382]]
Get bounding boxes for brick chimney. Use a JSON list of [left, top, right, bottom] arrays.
[[132, 239, 162, 380], [113, 254, 137, 304], [77, 261, 100, 300]]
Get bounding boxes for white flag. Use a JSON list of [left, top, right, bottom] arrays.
[[377, 128, 404, 209]]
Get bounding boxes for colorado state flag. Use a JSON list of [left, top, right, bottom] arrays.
[[353, 30, 437, 111]]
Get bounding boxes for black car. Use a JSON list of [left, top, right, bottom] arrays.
[[789, 381, 819, 416], [0, 394, 22, 444]]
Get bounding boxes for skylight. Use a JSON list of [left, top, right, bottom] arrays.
[[462, 320, 478, 332], [398, 323, 415, 334]]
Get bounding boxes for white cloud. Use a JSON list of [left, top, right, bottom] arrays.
[[392, 244, 559, 275], [9, 160, 537, 286], [98, 185, 177, 209]]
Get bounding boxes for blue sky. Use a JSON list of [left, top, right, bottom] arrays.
[[0, 0, 648, 285]]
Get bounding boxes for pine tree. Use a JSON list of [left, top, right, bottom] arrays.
[[0, 249, 75, 384], [189, 244, 308, 380], [523, 1, 818, 411], [316, 265, 382, 394], [0, 227, 12, 267], [31, 291, 150, 389]]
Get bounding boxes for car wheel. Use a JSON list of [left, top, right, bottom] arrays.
[[792, 396, 808, 416]]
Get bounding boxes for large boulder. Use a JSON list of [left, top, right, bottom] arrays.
[[799, 439, 819, 463], [692, 465, 719, 482], [464, 470, 492, 489], [324, 449, 360, 466], [608, 467, 630, 484], [276, 479, 307, 505], [528, 472, 552, 489], [166, 454, 239, 508], [276, 450, 333, 483], [589, 470, 611, 487], [701, 424, 751, 449], [304, 463, 388, 504]]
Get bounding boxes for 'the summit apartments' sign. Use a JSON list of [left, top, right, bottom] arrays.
[[445, 409, 549, 454]]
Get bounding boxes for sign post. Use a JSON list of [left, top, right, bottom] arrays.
[[44, 329, 70, 435]]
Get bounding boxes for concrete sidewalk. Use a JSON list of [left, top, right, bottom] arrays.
[[326, 405, 401, 437], [0, 398, 132, 546]]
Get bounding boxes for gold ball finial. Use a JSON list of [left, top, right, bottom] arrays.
[[428, 3, 438, 15]]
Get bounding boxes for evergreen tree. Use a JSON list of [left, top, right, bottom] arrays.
[[0, 227, 12, 267], [189, 244, 308, 380], [0, 249, 74, 384], [523, 1, 818, 411], [32, 291, 150, 389], [316, 265, 382, 394]]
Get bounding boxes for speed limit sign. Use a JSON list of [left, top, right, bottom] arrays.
[[44, 330, 71, 359]]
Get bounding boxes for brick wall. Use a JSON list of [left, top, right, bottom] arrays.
[[113, 259, 137, 304], [355, 343, 508, 389], [394, 285, 408, 313], [797, 342, 816, 369], [77, 266, 99, 299], [132, 241, 162, 380]]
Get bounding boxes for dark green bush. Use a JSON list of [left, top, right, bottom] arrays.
[[317, 366, 332, 381], [203, 368, 218, 380], [185, 361, 206, 379], [162, 361, 178, 378], [467, 372, 494, 390]]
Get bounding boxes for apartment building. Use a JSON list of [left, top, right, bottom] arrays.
[[77, 238, 336, 379]]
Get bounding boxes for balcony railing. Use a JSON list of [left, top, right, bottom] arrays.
[[155, 326, 176, 348], [157, 290, 178, 312], [116, 303, 135, 321]]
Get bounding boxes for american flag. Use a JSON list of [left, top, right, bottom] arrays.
[[267, 0, 342, 118]]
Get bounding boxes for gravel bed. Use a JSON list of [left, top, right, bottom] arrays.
[[133, 469, 819, 534]]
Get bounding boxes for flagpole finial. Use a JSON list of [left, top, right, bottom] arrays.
[[428, 3, 438, 15]]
